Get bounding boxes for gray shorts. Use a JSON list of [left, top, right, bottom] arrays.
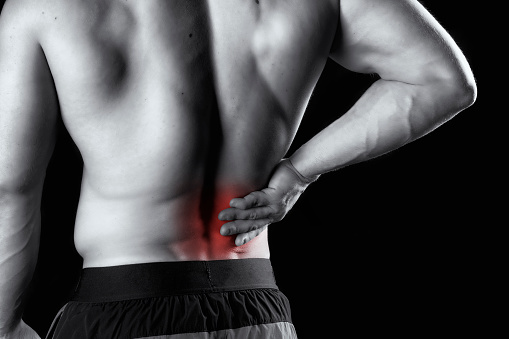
[[46, 259, 297, 338]]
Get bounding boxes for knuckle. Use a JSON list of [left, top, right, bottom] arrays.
[[230, 198, 243, 208], [229, 224, 237, 234], [247, 193, 258, 205]]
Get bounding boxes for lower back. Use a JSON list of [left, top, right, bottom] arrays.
[[74, 178, 271, 268]]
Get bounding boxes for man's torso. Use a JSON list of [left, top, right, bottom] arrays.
[[31, 0, 339, 266]]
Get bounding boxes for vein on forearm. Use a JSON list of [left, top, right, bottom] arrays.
[[290, 76, 463, 178]]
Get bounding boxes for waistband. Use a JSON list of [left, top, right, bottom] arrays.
[[71, 258, 278, 302]]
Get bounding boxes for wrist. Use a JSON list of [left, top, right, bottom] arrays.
[[281, 158, 319, 184]]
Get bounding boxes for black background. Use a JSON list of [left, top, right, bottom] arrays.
[[1, 1, 493, 338]]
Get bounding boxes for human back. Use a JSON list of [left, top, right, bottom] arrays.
[[0, 0, 478, 337], [27, 0, 339, 267]]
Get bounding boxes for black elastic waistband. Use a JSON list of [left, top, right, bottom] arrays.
[[72, 258, 278, 302]]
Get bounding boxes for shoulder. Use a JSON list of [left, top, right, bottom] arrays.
[[0, 0, 61, 40], [0, 0, 61, 71], [1, 0, 46, 21]]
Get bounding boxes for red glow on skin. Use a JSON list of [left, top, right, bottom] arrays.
[[170, 185, 269, 260]]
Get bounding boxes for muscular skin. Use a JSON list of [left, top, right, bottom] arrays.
[[0, 0, 476, 337]]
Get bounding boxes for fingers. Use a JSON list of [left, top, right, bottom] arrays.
[[220, 218, 271, 236], [217, 189, 276, 246], [218, 205, 275, 221], [235, 225, 268, 246], [218, 190, 274, 221], [229, 190, 271, 209]]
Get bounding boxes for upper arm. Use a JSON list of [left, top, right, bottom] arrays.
[[0, 0, 59, 193], [330, 0, 476, 89]]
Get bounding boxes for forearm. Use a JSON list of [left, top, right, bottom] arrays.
[[290, 78, 474, 177], [0, 192, 41, 336]]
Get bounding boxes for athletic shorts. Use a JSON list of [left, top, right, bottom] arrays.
[[46, 258, 297, 338]]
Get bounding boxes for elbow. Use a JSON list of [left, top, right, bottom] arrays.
[[425, 71, 477, 119], [0, 183, 41, 224], [452, 75, 477, 111], [0, 183, 24, 205], [419, 56, 477, 115], [0, 179, 43, 201], [407, 67, 476, 137], [0, 181, 28, 197], [438, 62, 477, 112]]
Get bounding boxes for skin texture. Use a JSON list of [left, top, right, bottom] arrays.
[[0, 0, 475, 337]]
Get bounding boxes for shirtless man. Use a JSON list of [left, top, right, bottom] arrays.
[[0, 0, 476, 338]]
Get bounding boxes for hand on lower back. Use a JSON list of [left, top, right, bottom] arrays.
[[218, 158, 318, 246]]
